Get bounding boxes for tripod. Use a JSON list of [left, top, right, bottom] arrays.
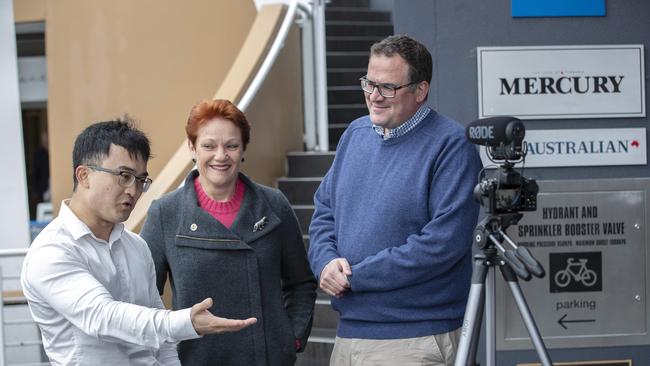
[[454, 213, 553, 366]]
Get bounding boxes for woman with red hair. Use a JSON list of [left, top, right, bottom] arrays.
[[141, 99, 316, 365]]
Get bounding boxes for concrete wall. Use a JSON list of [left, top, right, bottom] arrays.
[[13, 0, 44, 23]]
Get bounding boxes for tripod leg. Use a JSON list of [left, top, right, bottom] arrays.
[[465, 285, 484, 366], [499, 265, 553, 366], [455, 256, 489, 366], [485, 263, 496, 366]]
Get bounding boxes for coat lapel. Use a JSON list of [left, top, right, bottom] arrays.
[[175, 171, 280, 249], [230, 174, 281, 244]]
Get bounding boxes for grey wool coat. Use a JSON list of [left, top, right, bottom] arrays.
[[140, 170, 317, 366]]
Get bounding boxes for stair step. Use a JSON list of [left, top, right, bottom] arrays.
[[327, 67, 366, 86], [326, 36, 382, 52], [292, 205, 315, 234], [313, 296, 339, 329], [326, 20, 393, 26], [326, 7, 391, 22], [296, 328, 336, 366], [328, 104, 367, 124], [327, 85, 366, 105], [308, 327, 337, 344], [327, 0, 369, 8], [326, 22, 393, 37], [328, 125, 348, 151], [327, 52, 370, 68], [277, 177, 322, 205], [328, 85, 361, 91], [286, 152, 335, 177]]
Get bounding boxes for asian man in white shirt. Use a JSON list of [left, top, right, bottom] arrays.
[[21, 119, 256, 365]]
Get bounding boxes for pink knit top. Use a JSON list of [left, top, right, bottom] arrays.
[[194, 177, 245, 228]]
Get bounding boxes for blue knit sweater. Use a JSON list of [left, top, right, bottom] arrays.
[[308, 109, 482, 339]]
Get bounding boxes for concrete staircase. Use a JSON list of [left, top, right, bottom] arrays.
[[278, 2, 393, 363], [324, 0, 393, 150], [278, 152, 337, 366]]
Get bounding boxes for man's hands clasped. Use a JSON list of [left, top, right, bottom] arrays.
[[319, 258, 351, 298]]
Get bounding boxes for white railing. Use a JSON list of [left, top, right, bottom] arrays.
[[296, 2, 317, 150], [239, 0, 300, 112], [0, 249, 49, 366], [311, 0, 330, 151], [250, 0, 329, 151]]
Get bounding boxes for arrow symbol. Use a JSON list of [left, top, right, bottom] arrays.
[[558, 314, 596, 330]]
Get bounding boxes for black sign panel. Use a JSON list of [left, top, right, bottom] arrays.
[[549, 252, 602, 293]]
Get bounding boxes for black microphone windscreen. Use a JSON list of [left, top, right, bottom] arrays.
[[466, 116, 523, 147]]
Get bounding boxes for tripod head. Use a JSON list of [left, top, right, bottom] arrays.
[[473, 214, 545, 281]]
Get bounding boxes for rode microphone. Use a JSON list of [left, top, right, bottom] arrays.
[[466, 116, 525, 147], [466, 116, 526, 161]]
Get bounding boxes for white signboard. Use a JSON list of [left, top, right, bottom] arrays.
[[18, 56, 47, 103], [480, 128, 647, 168], [477, 45, 645, 119]]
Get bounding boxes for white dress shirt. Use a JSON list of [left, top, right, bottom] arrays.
[[21, 201, 199, 365]]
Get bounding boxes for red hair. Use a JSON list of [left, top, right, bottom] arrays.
[[185, 99, 251, 149]]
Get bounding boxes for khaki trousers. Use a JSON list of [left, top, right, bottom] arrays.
[[329, 328, 461, 366]]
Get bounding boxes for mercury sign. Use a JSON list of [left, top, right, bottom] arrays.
[[477, 45, 645, 119]]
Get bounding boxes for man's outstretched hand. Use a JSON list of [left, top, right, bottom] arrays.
[[190, 298, 257, 335]]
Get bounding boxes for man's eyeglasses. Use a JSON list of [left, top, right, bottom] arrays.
[[86, 165, 153, 192], [359, 76, 418, 98]]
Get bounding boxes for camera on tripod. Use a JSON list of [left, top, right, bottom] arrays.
[[466, 116, 539, 216], [465, 116, 544, 278], [456, 117, 553, 366]]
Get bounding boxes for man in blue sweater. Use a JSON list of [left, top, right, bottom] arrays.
[[308, 35, 482, 365]]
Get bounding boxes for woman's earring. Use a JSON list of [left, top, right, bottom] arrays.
[[241, 157, 245, 163], [192, 157, 196, 163]]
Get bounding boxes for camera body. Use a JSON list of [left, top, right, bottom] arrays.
[[473, 165, 538, 215]]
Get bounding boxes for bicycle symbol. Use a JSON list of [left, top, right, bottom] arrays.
[[554, 257, 598, 288]]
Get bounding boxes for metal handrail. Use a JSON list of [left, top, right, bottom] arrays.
[[312, 0, 329, 151], [243, 0, 329, 151], [296, 2, 317, 150], [0, 249, 27, 258], [238, 0, 300, 112]]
